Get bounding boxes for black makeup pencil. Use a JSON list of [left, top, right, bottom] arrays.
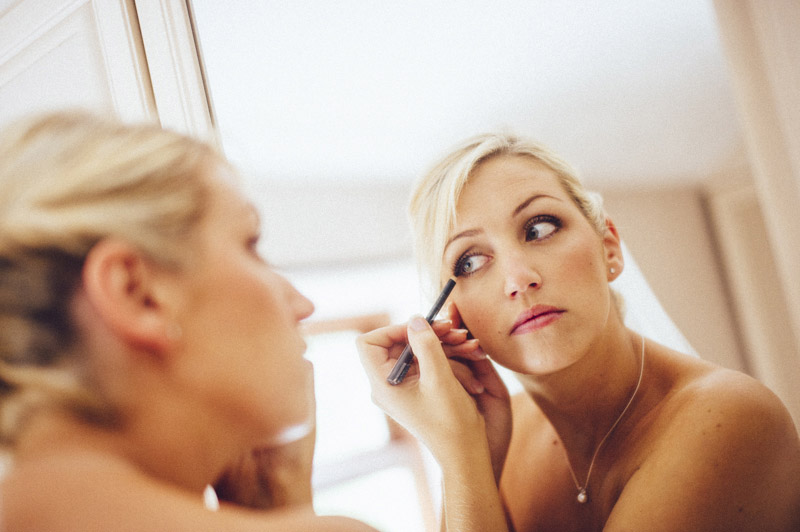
[[386, 278, 457, 385]]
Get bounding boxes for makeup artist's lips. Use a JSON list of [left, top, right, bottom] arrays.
[[510, 305, 565, 335]]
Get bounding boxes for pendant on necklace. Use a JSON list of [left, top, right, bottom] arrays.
[[577, 489, 588, 504]]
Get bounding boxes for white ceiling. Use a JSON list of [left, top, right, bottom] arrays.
[[191, 0, 744, 190]]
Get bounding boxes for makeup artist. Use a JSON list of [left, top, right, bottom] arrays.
[[0, 112, 377, 532], [358, 133, 800, 531]]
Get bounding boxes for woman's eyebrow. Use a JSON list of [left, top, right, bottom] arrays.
[[444, 228, 482, 254], [513, 194, 561, 217], [444, 195, 562, 254]]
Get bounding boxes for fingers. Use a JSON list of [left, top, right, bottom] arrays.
[[357, 322, 410, 351], [357, 319, 480, 362], [449, 359, 486, 395], [443, 339, 487, 361], [357, 316, 487, 394], [356, 324, 410, 390], [469, 358, 509, 399], [406, 316, 453, 381], [438, 326, 486, 361], [445, 301, 464, 329], [437, 326, 468, 344]]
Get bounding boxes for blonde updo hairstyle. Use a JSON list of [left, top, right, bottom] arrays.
[[0, 111, 219, 447], [409, 133, 608, 299]]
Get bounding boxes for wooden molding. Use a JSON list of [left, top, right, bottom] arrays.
[[133, 0, 213, 138]]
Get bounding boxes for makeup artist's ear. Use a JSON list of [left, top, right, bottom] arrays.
[[602, 216, 624, 281], [81, 238, 179, 356]]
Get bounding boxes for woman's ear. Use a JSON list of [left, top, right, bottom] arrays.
[[602, 216, 624, 281], [81, 239, 178, 355]]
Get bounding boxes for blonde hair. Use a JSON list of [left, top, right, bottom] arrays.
[[0, 111, 219, 445], [409, 133, 607, 298]]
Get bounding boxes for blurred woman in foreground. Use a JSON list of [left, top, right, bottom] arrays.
[[0, 112, 376, 532]]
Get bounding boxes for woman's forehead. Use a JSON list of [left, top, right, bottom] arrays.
[[205, 171, 260, 227], [456, 155, 567, 214]]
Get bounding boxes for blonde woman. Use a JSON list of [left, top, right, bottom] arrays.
[[0, 112, 376, 532], [358, 133, 800, 531]]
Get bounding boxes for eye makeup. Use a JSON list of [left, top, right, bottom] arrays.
[[452, 249, 486, 278], [523, 214, 562, 241], [450, 213, 564, 277]]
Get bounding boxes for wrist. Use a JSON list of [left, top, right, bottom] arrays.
[[436, 425, 492, 476]]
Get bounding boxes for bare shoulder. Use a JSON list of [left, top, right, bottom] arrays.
[[510, 390, 542, 426], [1, 453, 376, 532], [665, 364, 799, 456], [607, 357, 800, 531]]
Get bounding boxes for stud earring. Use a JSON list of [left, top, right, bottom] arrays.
[[610, 267, 616, 275]]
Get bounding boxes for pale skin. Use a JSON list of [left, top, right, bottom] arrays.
[[358, 154, 800, 531], [0, 166, 376, 532]]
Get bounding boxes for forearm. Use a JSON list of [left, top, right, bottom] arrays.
[[438, 435, 509, 532]]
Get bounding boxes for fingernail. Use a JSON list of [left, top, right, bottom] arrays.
[[452, 328, 469, 335], [433, 319, 453, 327], [472, 382, 485, 394], [410, 316, 428, 331]]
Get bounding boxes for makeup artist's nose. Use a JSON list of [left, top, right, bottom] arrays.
[[294, 290, 315, 321], [503, 255, 541, 298]]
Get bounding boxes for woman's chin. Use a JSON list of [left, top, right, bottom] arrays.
[[501, 353, 578, 378]]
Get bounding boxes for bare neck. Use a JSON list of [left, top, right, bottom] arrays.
[[517, 326, 645, 472], [13, 395, 235, 493]]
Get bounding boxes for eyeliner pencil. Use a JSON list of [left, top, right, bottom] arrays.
[[386, 278, 457, 385]]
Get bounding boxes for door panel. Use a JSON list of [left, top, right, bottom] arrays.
[[0, 0, 156, 126]]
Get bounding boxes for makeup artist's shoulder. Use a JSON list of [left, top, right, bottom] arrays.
[[1, 456, 380, 532], [299, 516, 380, 532]]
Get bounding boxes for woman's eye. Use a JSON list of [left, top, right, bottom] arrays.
[[525, 216, 561, 242], [453, 253, 489, 277]]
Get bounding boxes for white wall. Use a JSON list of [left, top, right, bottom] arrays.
[[601, 185, 746, 372], [246, 178, 414, 269]]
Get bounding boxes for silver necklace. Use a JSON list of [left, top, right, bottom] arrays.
[[566, 333, 645, 504]]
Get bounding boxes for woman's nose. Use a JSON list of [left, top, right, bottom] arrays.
[[282, 276, 315, 321], [502, 255, 541, 298], [294, 290, 315, 321]]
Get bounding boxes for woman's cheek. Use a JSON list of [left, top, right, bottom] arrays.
[[458, 297, 499, 349]]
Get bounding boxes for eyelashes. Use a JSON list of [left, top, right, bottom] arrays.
[[524, 214, 561, 241], [452, 252, 488, 277], [450, 214, 563, 278], [247, 233, 267, 262]]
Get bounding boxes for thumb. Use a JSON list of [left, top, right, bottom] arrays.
[[407, 315, 449, 380]]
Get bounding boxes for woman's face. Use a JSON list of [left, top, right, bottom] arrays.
[[441, 154, 619, 375], [174, 165, 315, 442]]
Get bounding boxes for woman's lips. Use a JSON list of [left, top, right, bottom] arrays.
[[510, 305, 565, 335]]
